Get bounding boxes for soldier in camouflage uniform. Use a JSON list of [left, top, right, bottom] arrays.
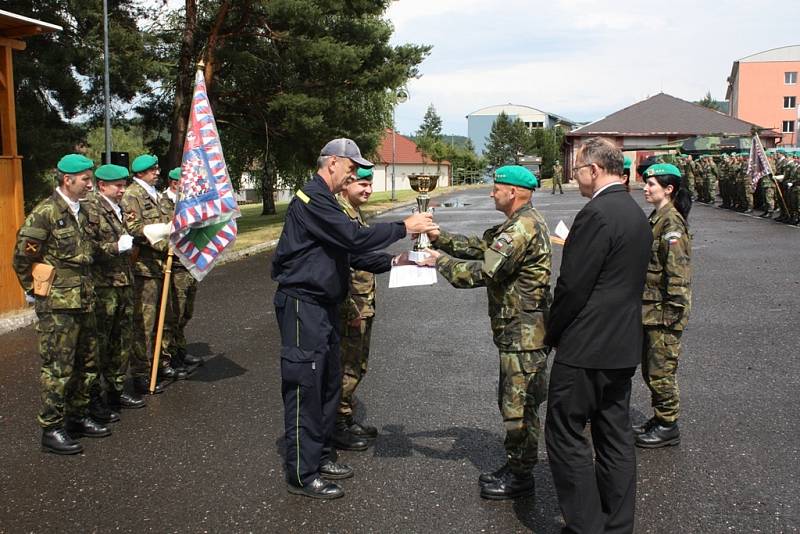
[[734, 155, 754, 213], [684, 154, 697, 199], [121, 154, 184, 394], [12, 154, 112, 454], [84, 164, 146, 416], [421, 165, 551, 500], [551, 161, 563, 194], [717, 154, 732, 209], [760, 153, 781, 217], [329, 167, 380, 452], [159, 168, 203, 370], [636, 164, 692, 448], [775, 155, 793, 222]]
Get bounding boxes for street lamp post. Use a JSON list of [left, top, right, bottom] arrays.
[[391, 88, 408, 202]]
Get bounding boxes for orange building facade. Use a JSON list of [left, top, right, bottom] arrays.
[[727, 45, 800, 147]]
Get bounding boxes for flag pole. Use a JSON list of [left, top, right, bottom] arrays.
[[757, 135, 790, 215], [148, 247, 174, 393]]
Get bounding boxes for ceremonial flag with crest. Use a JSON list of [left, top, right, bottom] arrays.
[[747, 134, 772, 192], [170, 70, 240, 281]]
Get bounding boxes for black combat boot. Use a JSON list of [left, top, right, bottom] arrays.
[[632, 417, 657, 435], [287, 477, 344, 500], [331, 420, 369, 451], [89, 390, 120, 424], [132, 377, 165, 395], [480, 470, 536, 500], [759, 210, 773, 218], [319, 459, 354, 480], [107, 390, 147, 410], [66, 416, 112, 438], [159, 362, 188, 380], [478, 463, 510, 487], [342, 417, 378, 439], [42, 427, 83, 455], [635, 421, 680, 448], [179, 348, 203, 366]]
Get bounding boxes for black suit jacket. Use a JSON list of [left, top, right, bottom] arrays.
[[545, 183, 652, 369]]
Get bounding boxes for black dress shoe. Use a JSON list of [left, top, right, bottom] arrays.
[[632, 417, 657, 435], [343, 419, 378, 439], [181, 352, 203, 366], [759, 211, 773, 218], [108, 391, 147, 410], [66, 417, 112, 438], [478, 463, 510, 487], [287, 477, 344, 500], [319, 460, 354, 480], [331, 427, 370, 451], [158, 364, 187, 380], [480, 470, 536, 500], [89, 399, 121, 424], [635, 422, 680, 448], [42, 427, 83, 455], [133, 377, 165, 394]]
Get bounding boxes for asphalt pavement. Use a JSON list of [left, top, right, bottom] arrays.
[[1, 186, 798, 533]]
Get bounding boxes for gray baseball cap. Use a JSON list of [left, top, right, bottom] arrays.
[[320, 138, 374, 168]]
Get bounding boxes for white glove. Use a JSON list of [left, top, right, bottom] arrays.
[[117, 234, 134, 253], [25, 293, 35, 304], [143, 223, 171, 245]]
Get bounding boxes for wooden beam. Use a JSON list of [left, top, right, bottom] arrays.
[[0, 37, 25, 51]]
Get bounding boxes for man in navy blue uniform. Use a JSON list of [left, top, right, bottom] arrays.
[[272, 138, 437, 499]]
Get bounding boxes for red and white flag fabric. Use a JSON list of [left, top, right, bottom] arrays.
[[746, 134, 772, 192], [169, 70, 240, 281]]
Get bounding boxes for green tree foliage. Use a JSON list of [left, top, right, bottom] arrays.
[[84, 125, 146, 164], [484, 112, 529, 166], [529, 127, 565, 179], [8, 0, 157, 207], [698, 90, 720, 111]]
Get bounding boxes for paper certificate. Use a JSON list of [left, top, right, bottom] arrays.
[[388, 265, 438, 288]]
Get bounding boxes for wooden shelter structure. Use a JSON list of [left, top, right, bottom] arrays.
[[0, 10, 61, 314]]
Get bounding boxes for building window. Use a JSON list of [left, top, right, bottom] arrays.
[[782, 120, 795, 133], [784, 96, 796, 109], [785, 72, 797, 84]]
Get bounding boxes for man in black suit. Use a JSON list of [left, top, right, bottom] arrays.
[[545, 137, 652, 533]]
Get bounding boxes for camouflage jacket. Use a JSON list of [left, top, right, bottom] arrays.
[[12, 191, 95, 312], [643, 202, 692, 330], [121, 180, 170, 278], [337, 194, 376, 320], [84, 192, 133, 287], [433, 204, 552, 351]]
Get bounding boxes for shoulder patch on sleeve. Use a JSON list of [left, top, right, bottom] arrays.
[[490, 232, 514, 256], [663, 230, 682, 244], [296, 190, 311, 204]]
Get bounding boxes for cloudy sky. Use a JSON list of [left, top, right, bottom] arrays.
[[386, 0, 800, 136]]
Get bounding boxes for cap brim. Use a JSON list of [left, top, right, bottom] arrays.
[[350, 156, 374, 168]]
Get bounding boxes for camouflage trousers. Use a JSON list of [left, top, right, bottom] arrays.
[[131, 275, 170, 378], [337, 316, 373, 419], [718, 178, 733, 207], [761, 178, 776, 212], [642, 326, 683, 424], [700, 177, 716, 203], [735, 180, 753, 210], [161, 268, 197, 357], [552, 175, 563, 194], [36, 311, 98, 428], [94, 285, 133, 395], [499, 349, 548, 474], [789, 184, 800, 217], [685, 173, 696, 198]]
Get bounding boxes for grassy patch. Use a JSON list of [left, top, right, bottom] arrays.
[[231, 184, 487, 252]]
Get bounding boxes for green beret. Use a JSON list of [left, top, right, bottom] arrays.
[[643, 163, 682, 180], [95, 164, 129, 182], [131, 154, 159, 173], [623, 156, 632, 169], [494, 165, 538, 189], [57, 154, 94, 174], [168, 167, 181, 181], [355, 167, 373, 181]]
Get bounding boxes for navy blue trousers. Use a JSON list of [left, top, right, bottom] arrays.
[[274, 290, 341, 487]]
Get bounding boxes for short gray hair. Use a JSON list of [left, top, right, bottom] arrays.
[[317, 155, 332, 170], [578, 137, 623, 176]]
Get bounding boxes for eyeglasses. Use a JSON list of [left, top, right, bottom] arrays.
[[572, 163, 593, 176]]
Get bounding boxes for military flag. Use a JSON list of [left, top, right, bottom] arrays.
[[170, 70, 240, 281], [747, 134, 772, 191]]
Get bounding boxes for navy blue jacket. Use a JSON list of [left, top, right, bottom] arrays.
[[271, 174, 406, 305]]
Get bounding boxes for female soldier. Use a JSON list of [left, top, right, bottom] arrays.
[[635, 163, 692, 448]]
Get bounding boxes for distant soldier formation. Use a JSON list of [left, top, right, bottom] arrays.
[[674, 149, 800, 225], [13, 154, 201, 455]]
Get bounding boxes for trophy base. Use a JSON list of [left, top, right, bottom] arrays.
[[408, 250, 431, 263]]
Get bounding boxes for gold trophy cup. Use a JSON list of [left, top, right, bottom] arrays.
[[408, 173, 439, 255]]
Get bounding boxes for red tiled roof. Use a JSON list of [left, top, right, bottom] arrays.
[[375, 128, 449, 166]]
